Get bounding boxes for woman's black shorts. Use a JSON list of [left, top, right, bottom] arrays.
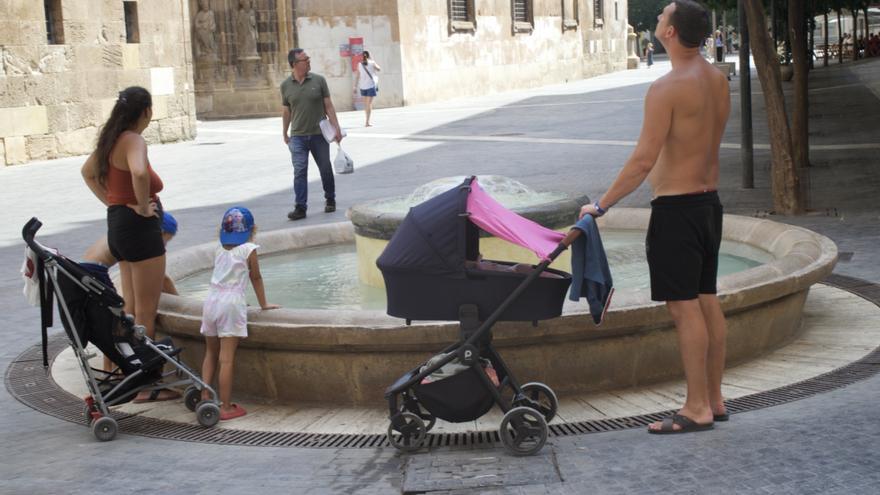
[[107, 204, 165, 262], [646, 191, 723, 301]]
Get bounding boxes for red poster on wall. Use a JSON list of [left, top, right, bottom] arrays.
[[349, 37, 364, 72]]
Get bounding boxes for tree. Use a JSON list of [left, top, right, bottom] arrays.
[[743, 0, 805, 214], [789, 0, 809, 172], [628, 0, 669, 33]]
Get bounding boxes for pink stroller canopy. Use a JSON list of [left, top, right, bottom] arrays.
[[466, 178, 565, 260]]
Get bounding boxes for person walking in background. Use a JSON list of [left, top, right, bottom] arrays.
[[646, 42, 655, 68], [200, 207, 279, 421], [355, 50, 382, 127], [580, 0, 730, 434], [714, 30, 724, 62], [281, 48, 343, 221]]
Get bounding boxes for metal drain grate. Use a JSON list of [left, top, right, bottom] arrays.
[[6, 275, 880, 449]]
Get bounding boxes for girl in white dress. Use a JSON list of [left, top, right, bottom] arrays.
[[200, 206, 279, 420]]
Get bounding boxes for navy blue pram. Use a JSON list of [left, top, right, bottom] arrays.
[[379, 177, 583, 456]]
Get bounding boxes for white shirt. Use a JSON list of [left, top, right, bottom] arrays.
[[357, 60, 379, 90]]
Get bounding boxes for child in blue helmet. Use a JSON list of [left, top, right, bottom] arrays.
[[200, 206, 279, 421]]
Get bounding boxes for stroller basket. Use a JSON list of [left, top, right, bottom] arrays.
[[416, 367, 496, 423]]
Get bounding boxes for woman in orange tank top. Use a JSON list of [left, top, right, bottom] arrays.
[[81, 86, 178, 402]]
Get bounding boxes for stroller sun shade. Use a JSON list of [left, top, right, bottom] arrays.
[[377, 177, 572, 322], [465, 179, 565, 260]]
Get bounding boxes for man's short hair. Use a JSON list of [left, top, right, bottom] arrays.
[[670, 0, 710, 49], [288, 48, 305, 67]]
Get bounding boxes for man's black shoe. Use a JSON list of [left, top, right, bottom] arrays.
[[287, 207, 307, 220], [324, 200, 336, 213]]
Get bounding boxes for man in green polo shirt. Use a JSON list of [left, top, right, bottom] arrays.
[[281, 48, 343, 220]]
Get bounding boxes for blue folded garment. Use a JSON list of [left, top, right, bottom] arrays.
[[568, 215, 614, 325]]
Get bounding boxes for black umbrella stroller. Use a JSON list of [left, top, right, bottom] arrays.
[[379, 177, 583, 456], [23, 218, 220, 441]]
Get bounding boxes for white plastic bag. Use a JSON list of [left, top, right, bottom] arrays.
[[319, 117, 346, 144], [333, 145, 354, 174], [21, 247, 40, 306]]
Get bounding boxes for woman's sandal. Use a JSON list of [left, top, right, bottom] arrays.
[[648, 413, 714, 434], [220, 403, 247, 421]]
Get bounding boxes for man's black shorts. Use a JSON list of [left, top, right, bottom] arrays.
[[107, 205, 166, 263], [646, 191, 723, 301]]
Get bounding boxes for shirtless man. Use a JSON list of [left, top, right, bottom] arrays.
[[580, 0, 729, 434]]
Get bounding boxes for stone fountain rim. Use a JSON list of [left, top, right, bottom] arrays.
[[158, 209, 838, 350]]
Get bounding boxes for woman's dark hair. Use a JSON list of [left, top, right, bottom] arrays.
[[94, 86, 152, 184], [670, 0, 710, 49], [362, 50, 371, 61]]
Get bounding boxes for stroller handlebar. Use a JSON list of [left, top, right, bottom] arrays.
[[546, 228, 582, 261], [22, 217, 44, 252]]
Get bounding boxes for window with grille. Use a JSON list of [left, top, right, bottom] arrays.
[[562, 0, 578, 30], [448, 0, 476, 33], [44, 0, 64, 44], [511, 0, 533, 33], [123, 1, 140, 43], [594, 0, 605, 28]]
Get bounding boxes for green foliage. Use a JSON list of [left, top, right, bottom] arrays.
[[628, 0, 668, 32]]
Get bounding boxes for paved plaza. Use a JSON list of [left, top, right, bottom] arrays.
[[2, 57, 880, 494]]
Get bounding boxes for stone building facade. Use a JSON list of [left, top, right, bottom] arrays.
[[0, 0, 196, 166], [191, 0, 630, 118]]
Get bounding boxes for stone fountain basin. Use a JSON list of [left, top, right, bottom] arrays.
[[157, 209, 837, 405]]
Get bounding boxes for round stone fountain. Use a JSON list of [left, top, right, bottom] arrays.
[[157, 178, 837, 405]]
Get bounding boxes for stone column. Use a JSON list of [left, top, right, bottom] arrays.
[[627, 25, 640, 69]]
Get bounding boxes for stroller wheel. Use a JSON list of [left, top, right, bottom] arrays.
[[399, 402, 435, 432], [184, 386, 202, 412], [499, 406, 548, 456], [423, 414, 436, 432], [517, 382, 559, 423], [92, 416, 118, 442], [196, 401, 221, 427], [387, 412, 427, 452]]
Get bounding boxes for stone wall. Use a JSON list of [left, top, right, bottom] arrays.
[[0, 0, 197, 166], [396, 0, 629, 105]]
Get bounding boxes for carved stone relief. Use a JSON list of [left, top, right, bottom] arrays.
[[194, 0, 217, 60], [235, 0, 260, 60]]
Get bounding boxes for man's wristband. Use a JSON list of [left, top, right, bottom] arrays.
[[593, 201, 607, 216]]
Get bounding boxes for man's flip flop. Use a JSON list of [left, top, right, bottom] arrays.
[[132, 388, 181, 404], [220, 403, 247, 421], [713, 412, 730, 422], [648, 413, 714, 434]]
